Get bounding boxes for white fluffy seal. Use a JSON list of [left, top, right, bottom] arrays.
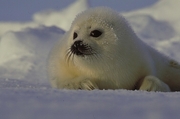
[[47, 7, 180, 92]]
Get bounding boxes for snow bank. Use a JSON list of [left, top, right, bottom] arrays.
[[0, 26, 64, 83], [33, 0, 89, 31], [0, 22, 39, 36], [123, 0, 180, 62]]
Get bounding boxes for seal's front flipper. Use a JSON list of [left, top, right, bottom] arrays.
[[139, 76, 170, 92]]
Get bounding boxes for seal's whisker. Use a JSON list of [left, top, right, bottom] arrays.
[[65, 48, 73, 65], [65, 49, 70, 62], [72, 52, 75, 65]]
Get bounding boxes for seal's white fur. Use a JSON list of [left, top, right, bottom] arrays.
[[47, 7, 180, 92]]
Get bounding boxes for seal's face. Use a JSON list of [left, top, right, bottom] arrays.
[[68, 17, 117, 55], [70, 29, 102, 57], [65, 7, 131, 70]]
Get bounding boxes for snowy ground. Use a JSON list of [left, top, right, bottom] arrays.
[[1, 0, 180, 119], [1, 79, 180, 119]]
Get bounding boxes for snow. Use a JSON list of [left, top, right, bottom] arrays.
[[123, 0, 180, 62], [33, 0, 89, 31], [1, 79, 180, 119], [0, 25, 64, 83], [0, 0, 180, 119]]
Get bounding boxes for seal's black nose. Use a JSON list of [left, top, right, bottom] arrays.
[[71, 40, 86, 56], [73, 40, 83, 48]]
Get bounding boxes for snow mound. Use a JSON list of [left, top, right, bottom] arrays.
[[126, 14, 175, 40], [33, 0, 89, 31], [0, 26, 64, 83], [123, 0, 180, 62], [0, 22, 38, 36]]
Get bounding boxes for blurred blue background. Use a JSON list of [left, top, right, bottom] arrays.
[[0, 0, 157, 21]]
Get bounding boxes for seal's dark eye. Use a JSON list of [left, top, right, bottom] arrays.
[[73, 32, 78, 40], [90, 30, 102, 37]]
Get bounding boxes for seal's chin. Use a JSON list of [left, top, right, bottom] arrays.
[[70, 40, 93, 57]]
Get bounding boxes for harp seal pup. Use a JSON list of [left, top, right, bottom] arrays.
[[47, 7, 180, 92]]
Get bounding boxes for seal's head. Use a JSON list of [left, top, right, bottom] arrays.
[[65, 7, 137, 71]]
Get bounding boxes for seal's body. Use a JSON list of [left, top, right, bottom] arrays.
[[47, 7, 180, 92]]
